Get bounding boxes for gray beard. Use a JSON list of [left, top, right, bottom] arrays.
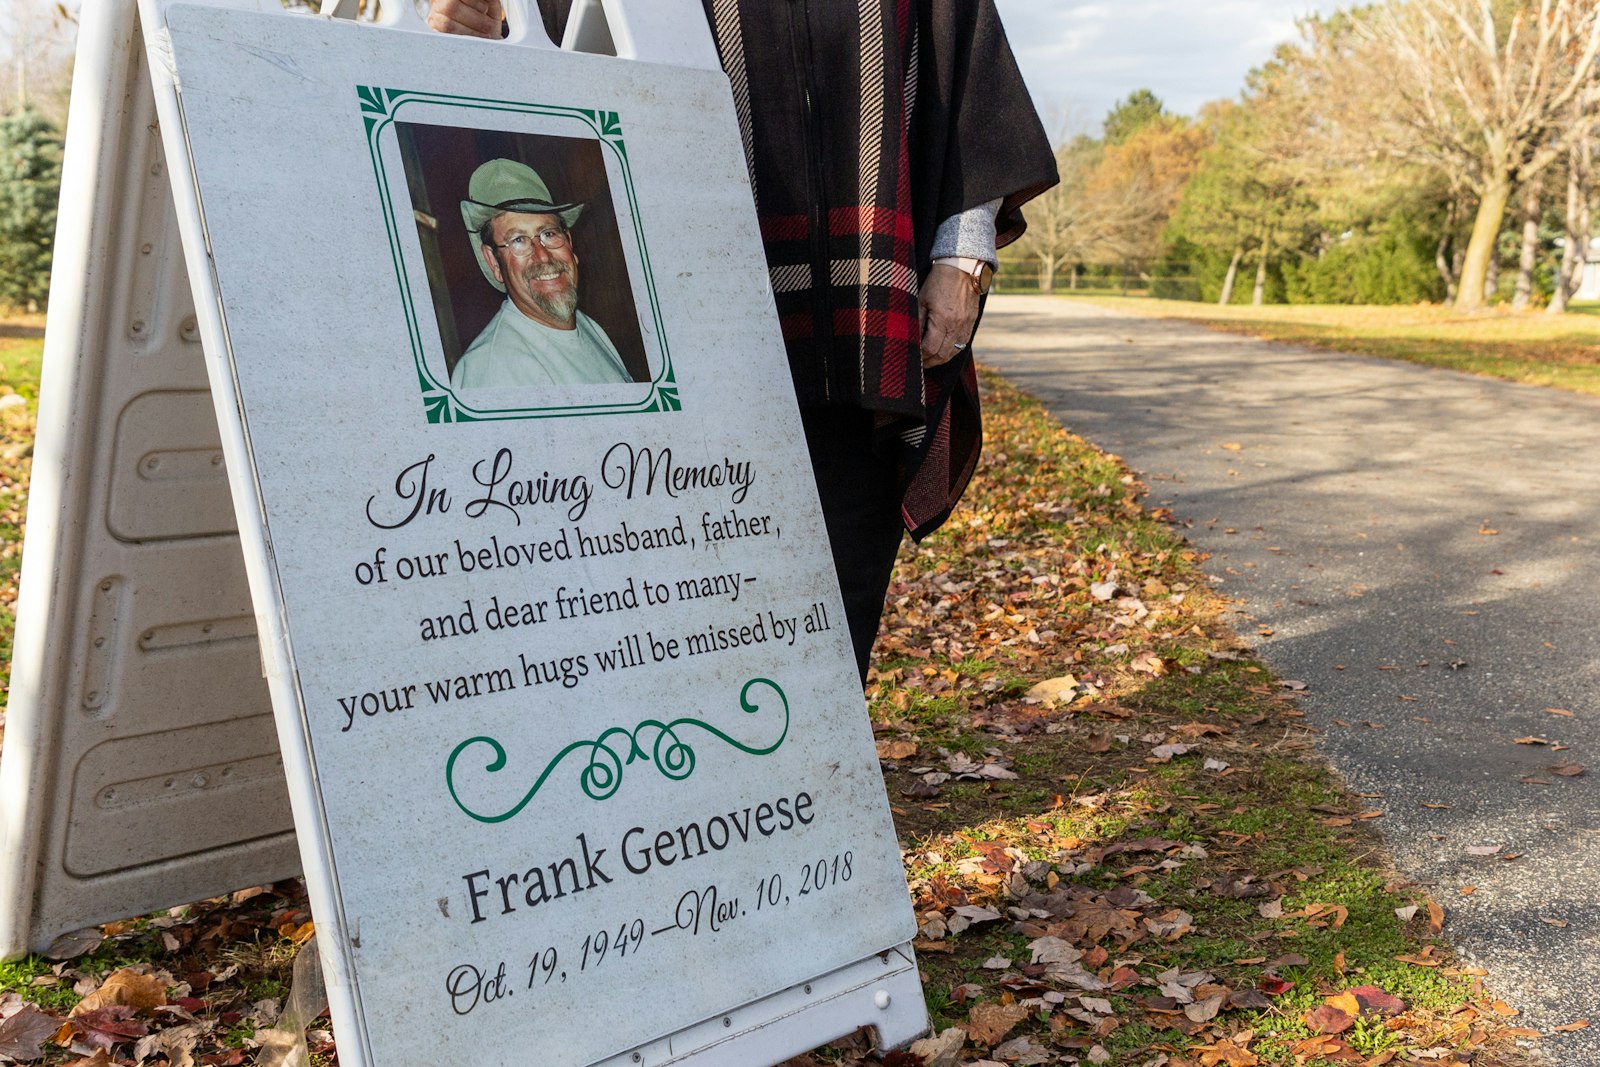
[[527, 285, 578, 326]]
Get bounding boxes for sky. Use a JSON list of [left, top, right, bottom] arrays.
[[993, 0, 1349, 135], [5, 0, 1351, 131]]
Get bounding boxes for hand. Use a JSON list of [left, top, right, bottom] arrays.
[[918, 263, 980, 368], [426, 0, 504, 37]]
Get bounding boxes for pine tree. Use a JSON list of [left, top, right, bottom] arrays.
[[0, 105, 64, 311]]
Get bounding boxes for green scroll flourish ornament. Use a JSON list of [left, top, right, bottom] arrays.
[[445, 678, 789, 823]]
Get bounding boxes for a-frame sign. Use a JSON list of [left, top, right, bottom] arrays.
[[0, 1, 929, 1063]]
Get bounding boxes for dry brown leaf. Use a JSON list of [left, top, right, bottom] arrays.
[[1544, 708, 1575, 717], [875, 739, 918, 761], [1553, 1019, 1591, 1033], [1304, 1004, 1354, 1035], [966, 1001, 1031, 1045], [908, 1028, 967, 1067], [1550, 762, 1586, 777], [70, 969, 167, 1017], [63, 1053, 114, 1067], [1426, 898, 1444, 935], [1197, 1039, 1260, 1066]]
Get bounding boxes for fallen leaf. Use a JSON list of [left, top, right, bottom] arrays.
[[1304, 1004, 1354, 1034], [1544, 708, 1575, 717], [45, 928, 104, 960], [1227, 989, 1273, 1011], [1149, 742, 1192, 762], [1348, 985, 1406, 1015], [0, 1004, 64, 1061], [1130, 651, 1166, 675], [71, 1005, 147, 1050], [64, 1053, 114, 1067], [952, 905, 1003, 925], [1550, 762, 1586, 777], [875, 739, 918, 761], [908, 1027, 967, 1067], [1024, 676, 1079, 703], [1427, 898, 1445, 935], [71, 969, 167, 1016], [1514, 736, 1549, 745], [1324, 992, 1362, 1017], [1196, 1039, 1260, 1066], [1465, 844, 1501, 856], [967, 1001, 1031, 1045], [1553, 1019, 1591, 1033], [1185, 994, 1225, 1022]]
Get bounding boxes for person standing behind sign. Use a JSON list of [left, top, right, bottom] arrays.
[[427, 0, 1058, 682]]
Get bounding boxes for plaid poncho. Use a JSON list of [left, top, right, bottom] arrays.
[[700, 0, 1057, 537]]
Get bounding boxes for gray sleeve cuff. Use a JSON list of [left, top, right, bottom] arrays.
[[930, 198, 1002, 265]]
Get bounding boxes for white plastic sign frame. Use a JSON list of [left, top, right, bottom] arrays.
[[0, 0, 300, 961], [130, 0, 924, 1064]]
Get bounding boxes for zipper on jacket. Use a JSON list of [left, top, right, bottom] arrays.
[[788, 0, 834, 402]]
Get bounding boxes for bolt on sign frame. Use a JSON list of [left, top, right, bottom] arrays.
[[1, 0, 929, 1064]]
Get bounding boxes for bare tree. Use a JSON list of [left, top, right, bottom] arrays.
[[1, 1, 76, 121], [1549, 122, 1594, 311], [1010, 137, 1098, 292], [1351, 0, 1600, 309], [1511, 174, 1543, 307]]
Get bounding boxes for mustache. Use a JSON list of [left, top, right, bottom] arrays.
[[521, 263, 574, 282]]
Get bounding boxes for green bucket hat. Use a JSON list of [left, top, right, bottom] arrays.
[[460, 159, 585, 292]]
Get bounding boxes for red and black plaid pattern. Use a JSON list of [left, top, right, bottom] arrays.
[[762, 198, 921, 411]]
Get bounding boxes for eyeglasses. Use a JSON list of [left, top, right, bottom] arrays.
[[489, 226, 571, 257]]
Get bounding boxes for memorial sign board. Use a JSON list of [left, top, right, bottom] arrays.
[[123, 1, 926, 1063]]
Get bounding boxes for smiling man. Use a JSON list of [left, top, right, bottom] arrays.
[[451, 158, 634, 390]]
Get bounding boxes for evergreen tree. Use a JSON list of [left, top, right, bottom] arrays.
[[1102, 89, 1166, 146], [0, 105, 63, 312]]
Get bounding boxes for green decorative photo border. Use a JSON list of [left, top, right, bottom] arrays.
[[359, 86, 679, 422]]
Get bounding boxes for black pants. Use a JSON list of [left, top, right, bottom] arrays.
[[800, 407, 907, 685]]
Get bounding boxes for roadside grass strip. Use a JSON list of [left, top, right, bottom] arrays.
[[1076, 295, 1600, 398]]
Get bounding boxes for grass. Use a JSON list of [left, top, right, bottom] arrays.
[[0, 318, 39, 703], [1070, 293, 1600, 396], [856, 373, 1537, 1065], [0, 310, 1540, 1065]]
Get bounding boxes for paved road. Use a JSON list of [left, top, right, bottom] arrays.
[[980, 296, 1600, 1059]]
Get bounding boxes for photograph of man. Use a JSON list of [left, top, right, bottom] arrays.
[[451, 158, 634, 389]]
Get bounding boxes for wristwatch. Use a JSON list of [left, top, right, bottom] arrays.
[[934, 256, 995, 296]]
